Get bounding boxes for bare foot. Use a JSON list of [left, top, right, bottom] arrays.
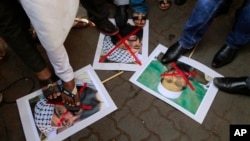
[[61, 79, 81, 107], [37, 68, 61, 101]]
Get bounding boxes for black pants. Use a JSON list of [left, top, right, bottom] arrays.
[[0, 0, 46, 72], [80, 0, 110, 23]]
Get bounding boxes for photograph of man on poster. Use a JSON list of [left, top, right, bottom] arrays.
[[137, 59, 211, 114], [101, 23, 143, 64], [17, 65, 117, 141], [93, 19, 149, 71], [130, 45, 222, 123], [33, 83, 100, 140]]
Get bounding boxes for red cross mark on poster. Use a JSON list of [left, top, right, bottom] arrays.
[[46, 82, 92, 110], [46, 82, 93, 127], [160, 62, 198, 91], [99, 27, 142, 65]]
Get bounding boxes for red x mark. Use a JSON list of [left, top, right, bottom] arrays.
[[46, 82, 93, 110], [45, 82, 94, 127], [99, 27, 142, 65], [160, 62, 198, 91], [56, 110, 69, 127]]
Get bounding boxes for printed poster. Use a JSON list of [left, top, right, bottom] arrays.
[[93, 19, 149, 71], [130, 44, 222, 123]]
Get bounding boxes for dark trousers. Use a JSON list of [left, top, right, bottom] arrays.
[[0, 0, 46, 72], [80, 0, 110, 23]]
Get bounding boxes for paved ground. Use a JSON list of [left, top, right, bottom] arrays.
[[0, 0, 250, 141]]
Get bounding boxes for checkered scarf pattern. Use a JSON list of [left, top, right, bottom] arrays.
[[102, 36, 136, 63], [34, 98, 57, 136]]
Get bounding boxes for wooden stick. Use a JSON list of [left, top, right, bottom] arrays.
[[102, 71, 124, 83], [188, 43, 199, 58]]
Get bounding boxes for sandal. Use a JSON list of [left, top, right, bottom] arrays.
[[60, 86, 81, 112], [40, 75, 62, 103], [132, 13, 147, 27], [72, 17, 95, 29], [158, 0, 172, 10], [114, 5, 129, 27]]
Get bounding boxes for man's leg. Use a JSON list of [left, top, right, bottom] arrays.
[[20, 0, 81, 109], [0, 0, 61, 101], [225, 0, 250, 49], [114, 0, 129, 27], [179, 0, 225, 48], [212, 0, 250, 68], [0, 0, 46, 72], [161, 0, 225, 64], [80, 0, 119, 35]]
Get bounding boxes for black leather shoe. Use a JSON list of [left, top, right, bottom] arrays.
[[161, 42, 191, 64], [212, 44, 238, 68], [114, 5, 129, 28], [94, 19, 119, 36], [213, 77, 250, 95]]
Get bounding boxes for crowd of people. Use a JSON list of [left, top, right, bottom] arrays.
[[0, 0, 249, 138]]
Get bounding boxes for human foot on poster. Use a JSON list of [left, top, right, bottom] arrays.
[[129, 44, 223, 124], [93, 19, 149, 71], [16, 65, 117, 141]]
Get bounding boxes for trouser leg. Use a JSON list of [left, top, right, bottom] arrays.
[[179, 0, 225, 49], [225, 0, 250, 49], [0, 0, 46, 72], [80, 0, 110, 22]]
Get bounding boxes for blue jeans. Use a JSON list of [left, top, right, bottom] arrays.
[[179, 0, 250, 50], [130, 0, 148, 14]]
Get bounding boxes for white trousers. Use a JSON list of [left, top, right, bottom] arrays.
[[19, 0, 79, 82]]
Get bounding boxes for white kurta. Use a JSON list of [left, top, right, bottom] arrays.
[[19, 0, 79, 82]]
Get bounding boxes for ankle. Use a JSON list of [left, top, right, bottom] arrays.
[[63, 79, 77, 93], [36, 67, 52, 81]]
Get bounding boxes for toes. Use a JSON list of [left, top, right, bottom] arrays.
[[56, 92, 61, 96], [74, 95, 81, 106], [48, 95, 53, 100]]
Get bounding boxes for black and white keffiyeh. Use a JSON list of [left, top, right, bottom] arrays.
[[34, 98, 57, 136], [102, 36, 138, 63]]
